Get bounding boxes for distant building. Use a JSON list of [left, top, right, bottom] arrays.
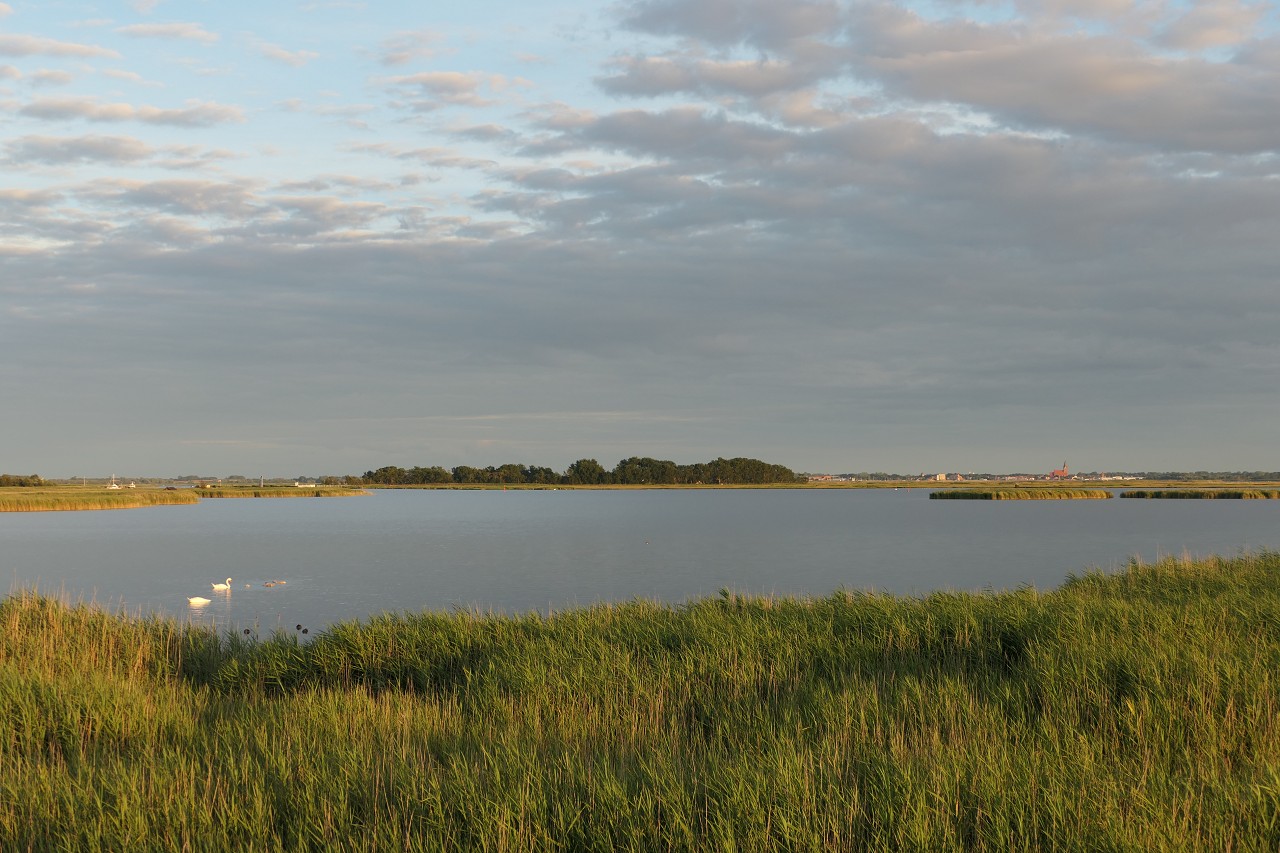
[[1049, 461, 1069, 479]]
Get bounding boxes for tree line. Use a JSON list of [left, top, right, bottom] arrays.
[[357, 457, 802, 486], [0, 474, 44, 487]]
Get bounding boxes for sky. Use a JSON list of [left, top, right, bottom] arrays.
[[2, 0, 1279, 478]]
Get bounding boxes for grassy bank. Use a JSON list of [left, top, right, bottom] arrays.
[[930, 488, 1113, 500], [1121, 489, 1280, 499], [0, 487, 200, 512], [3, 553, 1280, 849]]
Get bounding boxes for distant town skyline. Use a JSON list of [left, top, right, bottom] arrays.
[[3, 1, 1278, 478]]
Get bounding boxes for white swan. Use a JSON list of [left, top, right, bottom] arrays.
[[211, 578, 232, 591], [188, 596, 211, 606]]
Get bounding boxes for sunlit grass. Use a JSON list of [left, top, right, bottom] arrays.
[[0, 485, 366, 512], [1120, 490, 1280, 499], [0, 487, 201, 512], [930, 488, 1113, 500], [3, 552, 1280, 849]]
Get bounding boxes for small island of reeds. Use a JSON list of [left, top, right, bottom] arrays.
[[0, 487, 201, 512], [1120, 489, 1280, 499], [195, 485, 368, 499], [930, 488, 1113, 500], [0, 485, 368, 512], [4, 551, 1280, 849]]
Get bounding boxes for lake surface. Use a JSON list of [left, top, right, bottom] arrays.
[[2, 488, 1277, 632]]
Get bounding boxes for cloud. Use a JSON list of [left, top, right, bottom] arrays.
[[0, 34, 120, 59], [3, 134, 154, 165], [0, 187, 63, 207], [619, 0, 841, 50], [529, 105, 792, 164], [385, 71, 531, 111], [0, 4, 11, 18], [102, 69, 161, 86], [1156, 0, 1268, 51], [4, 0, 1280, 475], [255, 41, 320, 67], [267, 196, 389, 234], [29, 70, 76, 88], [451, 123, 520, 143], [598, 53, 826, 98], [115, 22, 219, 43], [350, 141, 500, 171], [599, 0, 1280, 156], [377, 29, 446, 66], [78, 178, 260, 218], [847, 4, 1280, 153], [19, 96, 246, 127]]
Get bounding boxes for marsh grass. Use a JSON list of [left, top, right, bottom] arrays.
[[1121, 489, 1280, 499], [930, 488, 1113, 500], [0, 487, 201, 512], [4, 553, 1280, 850]]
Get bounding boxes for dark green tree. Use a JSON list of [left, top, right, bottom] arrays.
[[565, 458, 608, 485], [452, 466, 483, 484], [613, 457, 678, 485]]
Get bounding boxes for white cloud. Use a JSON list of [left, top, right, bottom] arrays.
[[4, 134, 154, 165], [79, 177, 259, 217], [101, 69, 162, 87], [20, 96, 246, 127], [377, 29, 445, 66], [255, 42, 320, 67], [386, 71, 532, 111], [116, 22, 219, 43], [599, 53, 826, 98], [29, 70, 75, 88], [0, 34, 120, 58]]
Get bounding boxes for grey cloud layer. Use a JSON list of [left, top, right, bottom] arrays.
[[3, 0, 1278, 474]]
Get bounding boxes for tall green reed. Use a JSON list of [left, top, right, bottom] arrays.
[[3, 552, 1280, 850]]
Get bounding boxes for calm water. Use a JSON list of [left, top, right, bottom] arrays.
[[2, 489, 1277, 631]]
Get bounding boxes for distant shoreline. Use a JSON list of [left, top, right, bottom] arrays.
[[7, 480, 1280, 512]]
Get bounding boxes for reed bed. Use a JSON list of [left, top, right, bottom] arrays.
[[930, 488, 1113, 500], [0, 488, 201, 512], [196, 486, 368, 499], [3, 552, 1280, 850], [1120, 489, 1280, 499]]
